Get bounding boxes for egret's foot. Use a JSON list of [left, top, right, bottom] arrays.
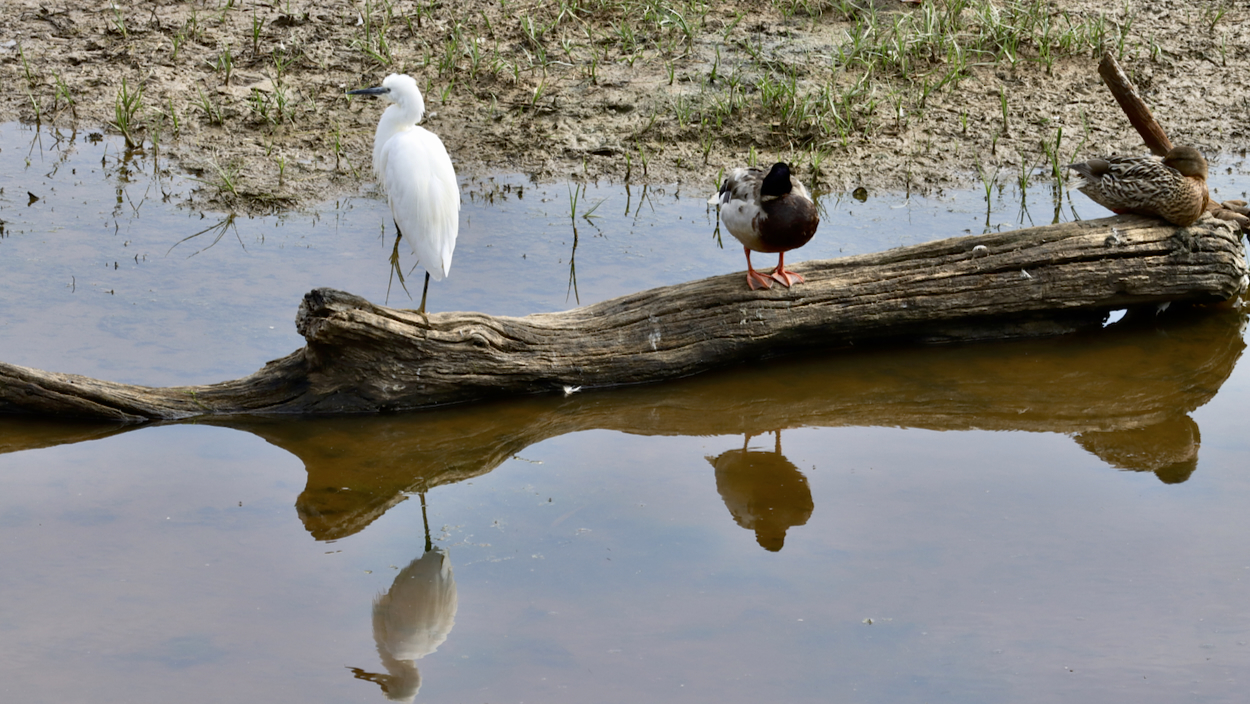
[[746, 269, 775, 290], [414, 272, 431, 325], [770, 268, 805, 287]]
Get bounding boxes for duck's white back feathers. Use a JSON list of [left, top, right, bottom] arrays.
[[710, 166, 813, 252]]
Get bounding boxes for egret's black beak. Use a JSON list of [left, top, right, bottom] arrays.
[[348, 86, 389, 97]]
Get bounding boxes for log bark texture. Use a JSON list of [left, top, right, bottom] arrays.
[[1, 215, 1245, 421]]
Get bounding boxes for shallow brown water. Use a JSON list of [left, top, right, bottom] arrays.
[[3, 123, 1250, 703]]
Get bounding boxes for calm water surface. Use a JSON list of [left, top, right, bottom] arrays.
[[2, 122, 1250, 703]]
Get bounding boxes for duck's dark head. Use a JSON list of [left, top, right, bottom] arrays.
[[761, 162, 794, 198]]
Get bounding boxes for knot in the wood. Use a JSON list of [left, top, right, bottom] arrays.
[[458, 325, 500, 349], [1169, 229, 1198, 255]]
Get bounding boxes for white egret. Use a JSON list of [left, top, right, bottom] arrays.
[[350, 74, 460, 314], [708, 162, 819, 290]]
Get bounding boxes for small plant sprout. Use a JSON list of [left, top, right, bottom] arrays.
[[165, 96, 181, 136], [17, 42, 36, 88], [53, 73, 77, 120], [111, 78, 144, 149], [567, 181, 580, 223], [216, 45, 234, 86], [251, 10, 265, 57], [171, 29, 185, 62], [207, 155, 241, 198], [17, 43, 42, 123], [195, 87, 224, 125], [1043, 126, 1064, 182], [109, 1, 129, 40]]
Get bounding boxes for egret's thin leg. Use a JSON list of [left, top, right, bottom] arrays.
[[417, 271, 431, 315], [385, 226, 411, 305], [420, 492, 432, 554]]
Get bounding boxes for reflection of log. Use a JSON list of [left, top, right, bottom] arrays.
[[34, 307, 1221, 541], [0, 416, 133, 456], [1, 216, 1245, 419], [229, 406, 549, 540]]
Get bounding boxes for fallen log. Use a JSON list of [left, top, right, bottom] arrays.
[[8, 304, 1236, 539], [0, 215, 1245, 421]]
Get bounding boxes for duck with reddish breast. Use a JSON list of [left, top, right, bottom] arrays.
[[1066, 145, 1210, 227], [709, 162, 820, 290]]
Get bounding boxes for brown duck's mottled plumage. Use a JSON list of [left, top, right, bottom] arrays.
[[709, 162, 820, 290], [1066, 146, 1209, 226]]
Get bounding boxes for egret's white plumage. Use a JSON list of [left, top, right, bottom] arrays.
[[351, 74, 459, 312]]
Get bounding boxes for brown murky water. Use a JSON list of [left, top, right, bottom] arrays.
[[3, 123, 1250, 703]]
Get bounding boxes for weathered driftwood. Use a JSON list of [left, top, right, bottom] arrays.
[[5, 306, 1237, 539], [0, 215, 1245, 421], [1098, 52, 1173, 156]]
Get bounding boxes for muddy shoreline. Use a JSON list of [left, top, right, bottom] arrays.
[[1, 0, 1247, 212]]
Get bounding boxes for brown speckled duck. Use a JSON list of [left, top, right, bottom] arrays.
[[1066, 146, 1209, 226], [708, 162, 820, 290]]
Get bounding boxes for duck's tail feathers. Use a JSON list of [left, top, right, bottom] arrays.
[[1065, 163, 1095, 190]]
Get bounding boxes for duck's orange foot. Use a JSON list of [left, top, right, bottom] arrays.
[[746, 270, 774, 290], [771, 268, 805, 287]]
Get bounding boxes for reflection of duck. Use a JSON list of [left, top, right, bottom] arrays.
[[350, 494, 458, 702], [707, 432, 813, 552], [1066, 146, 1209, 226], [1074, 415, 1200, 484], [708, 162, 819, 290]]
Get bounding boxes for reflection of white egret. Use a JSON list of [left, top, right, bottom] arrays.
[[350, 494, 458, 702], [349, 74, 460, 315]]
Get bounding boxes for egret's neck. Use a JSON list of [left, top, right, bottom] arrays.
[[372, 100, 425, 178]]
